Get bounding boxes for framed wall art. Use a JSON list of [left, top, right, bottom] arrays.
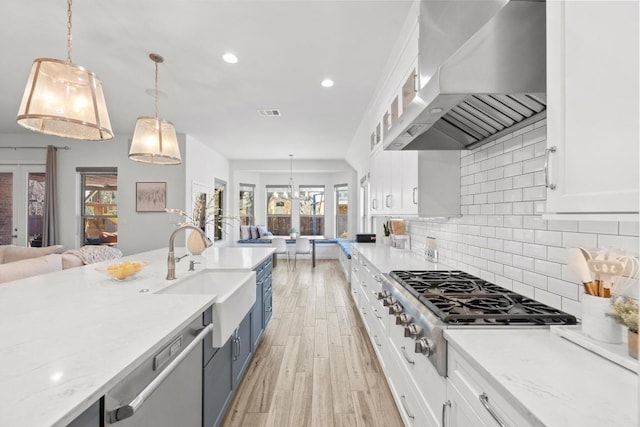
[[136, 182, 167, 212]]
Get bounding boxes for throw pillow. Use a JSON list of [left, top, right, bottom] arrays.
[[240, 225, 250, 240], [250, 225, 258, 240], [256, 225, 269, 237]]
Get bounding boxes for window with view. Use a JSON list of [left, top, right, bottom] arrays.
[[214, 180, 226, 241], [239, 183, 255, 228], [79, 168, 117, 246], [299, 186, 324, 236], [335, 184, 348, 238], [266, 186, 291, 235]]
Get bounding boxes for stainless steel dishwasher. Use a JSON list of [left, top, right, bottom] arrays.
[[104, 315, 212, 427]]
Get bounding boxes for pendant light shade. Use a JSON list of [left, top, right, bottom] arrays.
[[128, 53, 181, 165], [129, 117, 181, 164], [16, 1, 113, 140]]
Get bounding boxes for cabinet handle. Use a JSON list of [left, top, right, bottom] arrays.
[[412, 187, 418, 205], [442, 400, 451, 427], [385, 195, 392, 208], [544, 146, 557, 190], [373, 308, 383, 319], [107, 324, 213, 423], [479, 393, 507, 427], [401, 346, 415, 365], [400, 395, 415, 420], [374, 275, 382, 283]]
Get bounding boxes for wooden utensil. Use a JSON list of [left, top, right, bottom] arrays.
[[567, 248, 596, 295], [587, 259, 625, 297]]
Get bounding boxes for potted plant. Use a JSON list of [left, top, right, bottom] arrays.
[[608, 296, 639, 359], [289, 227, 297, 239]]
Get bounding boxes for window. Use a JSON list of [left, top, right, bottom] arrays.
[[266, 186, 291, 235], [27, 173, 46, 245], [214, 179, 226, 241], [335, 184, 348, 238], [239, 183, 255, 227], [299, 186, 324, 236], [79, 168, 117, 246]]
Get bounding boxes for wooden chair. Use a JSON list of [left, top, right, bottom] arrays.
[[293, 237, 311, 269]]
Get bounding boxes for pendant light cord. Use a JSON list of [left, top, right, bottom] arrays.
[[154, 60, 159, 119], [67, 0, 73, 64]]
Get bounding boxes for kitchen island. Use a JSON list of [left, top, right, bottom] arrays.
[[0, 246, 272, 427]]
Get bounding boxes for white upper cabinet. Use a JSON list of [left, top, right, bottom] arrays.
[[418, 151, 461, 218], [545, 1, 639, 219]]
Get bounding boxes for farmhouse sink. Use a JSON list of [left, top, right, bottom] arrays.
[[157, 270, 256, 347]]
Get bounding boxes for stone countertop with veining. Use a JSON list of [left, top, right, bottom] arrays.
[[200, 246, 275, 270], [444, 329, 638, 427], [0, 247, 270, 427]]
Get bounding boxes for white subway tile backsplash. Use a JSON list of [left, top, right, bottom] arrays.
[[562, 232, 597, 249], [534, 230, 562, 247], [513, 254, 534, 271], [548, 278, 579, 300], [513, 201, 534, 215], [619, 221, 639, 236], [535, 259, 562, 279], [598, 234, 639, 255], [504, 189, 523, 202], [513, 228, 534, 242], [504, 216, 524, 228], [504, 162, 523, 177], [406, 122, 637, 312], [513, 173, 534, 189], [534, 289, 562, 310], [512, 281, 535, 298], [522, 157, 545, 173], [523, 216, 547, 230], [523, 243, 547, 260], [523, 186, 546, 201], [578, 221, 618, 235], [523, 270, 548, 289], [513, 145, 535, 162], [514, 124, 535, 137], [503, 265, 524, 282], [495, 177, 513, 191]]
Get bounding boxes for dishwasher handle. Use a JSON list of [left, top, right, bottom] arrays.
[[108, 323, 213, 423]]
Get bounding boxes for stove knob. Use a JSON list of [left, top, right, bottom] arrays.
[[389, 303, 404, 315], [404, 323, 421, 338], [415, 338, 434, 356], [377, 290, 390, 300], [382, 297, 394, 307], [395, 313, 412, 325]]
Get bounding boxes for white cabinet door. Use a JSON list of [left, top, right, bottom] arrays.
[[446, 382, 488, 427], [546, 1, 639, 217], [401, 151, 419, 215]]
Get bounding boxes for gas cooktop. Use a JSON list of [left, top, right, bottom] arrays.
[[389, 270, 577, 326]]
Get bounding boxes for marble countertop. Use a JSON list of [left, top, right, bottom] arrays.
[[444, 329, 638, 427], [0, 247, 269, 427], [200, 246, 275, 270], [351, 242, 444, 272]]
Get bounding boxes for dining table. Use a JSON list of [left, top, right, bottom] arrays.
[[259, 235, 326, 267]]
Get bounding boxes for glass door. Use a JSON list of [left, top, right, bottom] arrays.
[[0, 165, 46, 246]]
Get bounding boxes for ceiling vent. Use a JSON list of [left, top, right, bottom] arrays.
[[257, 108, 281, 117]]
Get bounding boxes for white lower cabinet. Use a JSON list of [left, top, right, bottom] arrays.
[[446, 346, 534, 427]]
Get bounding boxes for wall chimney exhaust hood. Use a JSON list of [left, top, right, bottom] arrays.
[[384, 0, 546, 151]]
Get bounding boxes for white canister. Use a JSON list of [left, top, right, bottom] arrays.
[[581, 294, 623, 343]]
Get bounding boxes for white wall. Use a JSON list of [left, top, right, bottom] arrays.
[[184, 135, 231, 247], [230, 159, 357, 242], [0, 132, 186, 255]]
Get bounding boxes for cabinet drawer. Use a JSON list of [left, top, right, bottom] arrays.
[[448, 347, 534, 427], [263, 290, 273, 327]]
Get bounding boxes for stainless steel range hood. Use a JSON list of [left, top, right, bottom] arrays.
[[384, 0, 546, 151]]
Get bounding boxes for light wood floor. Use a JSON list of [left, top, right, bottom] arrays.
[[221, 259, 403, 427]]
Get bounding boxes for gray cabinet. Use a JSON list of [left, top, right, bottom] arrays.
[[231, 311, 252, 389], [263, 273, 273, 327], [251, 257, 273, 349], [67, 400, 101, 427], [203, 338, 233, 427]]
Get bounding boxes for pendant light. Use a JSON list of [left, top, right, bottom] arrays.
[[128, 53, 181, 165], [16, 0, 113, 140], [286, 154, 300, 200]]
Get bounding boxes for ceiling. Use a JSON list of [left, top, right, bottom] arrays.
[[0, 0, 414, 160]]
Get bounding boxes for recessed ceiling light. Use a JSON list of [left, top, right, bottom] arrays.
[[321, 79, 334, 88], [222, 53, 238, 64]]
